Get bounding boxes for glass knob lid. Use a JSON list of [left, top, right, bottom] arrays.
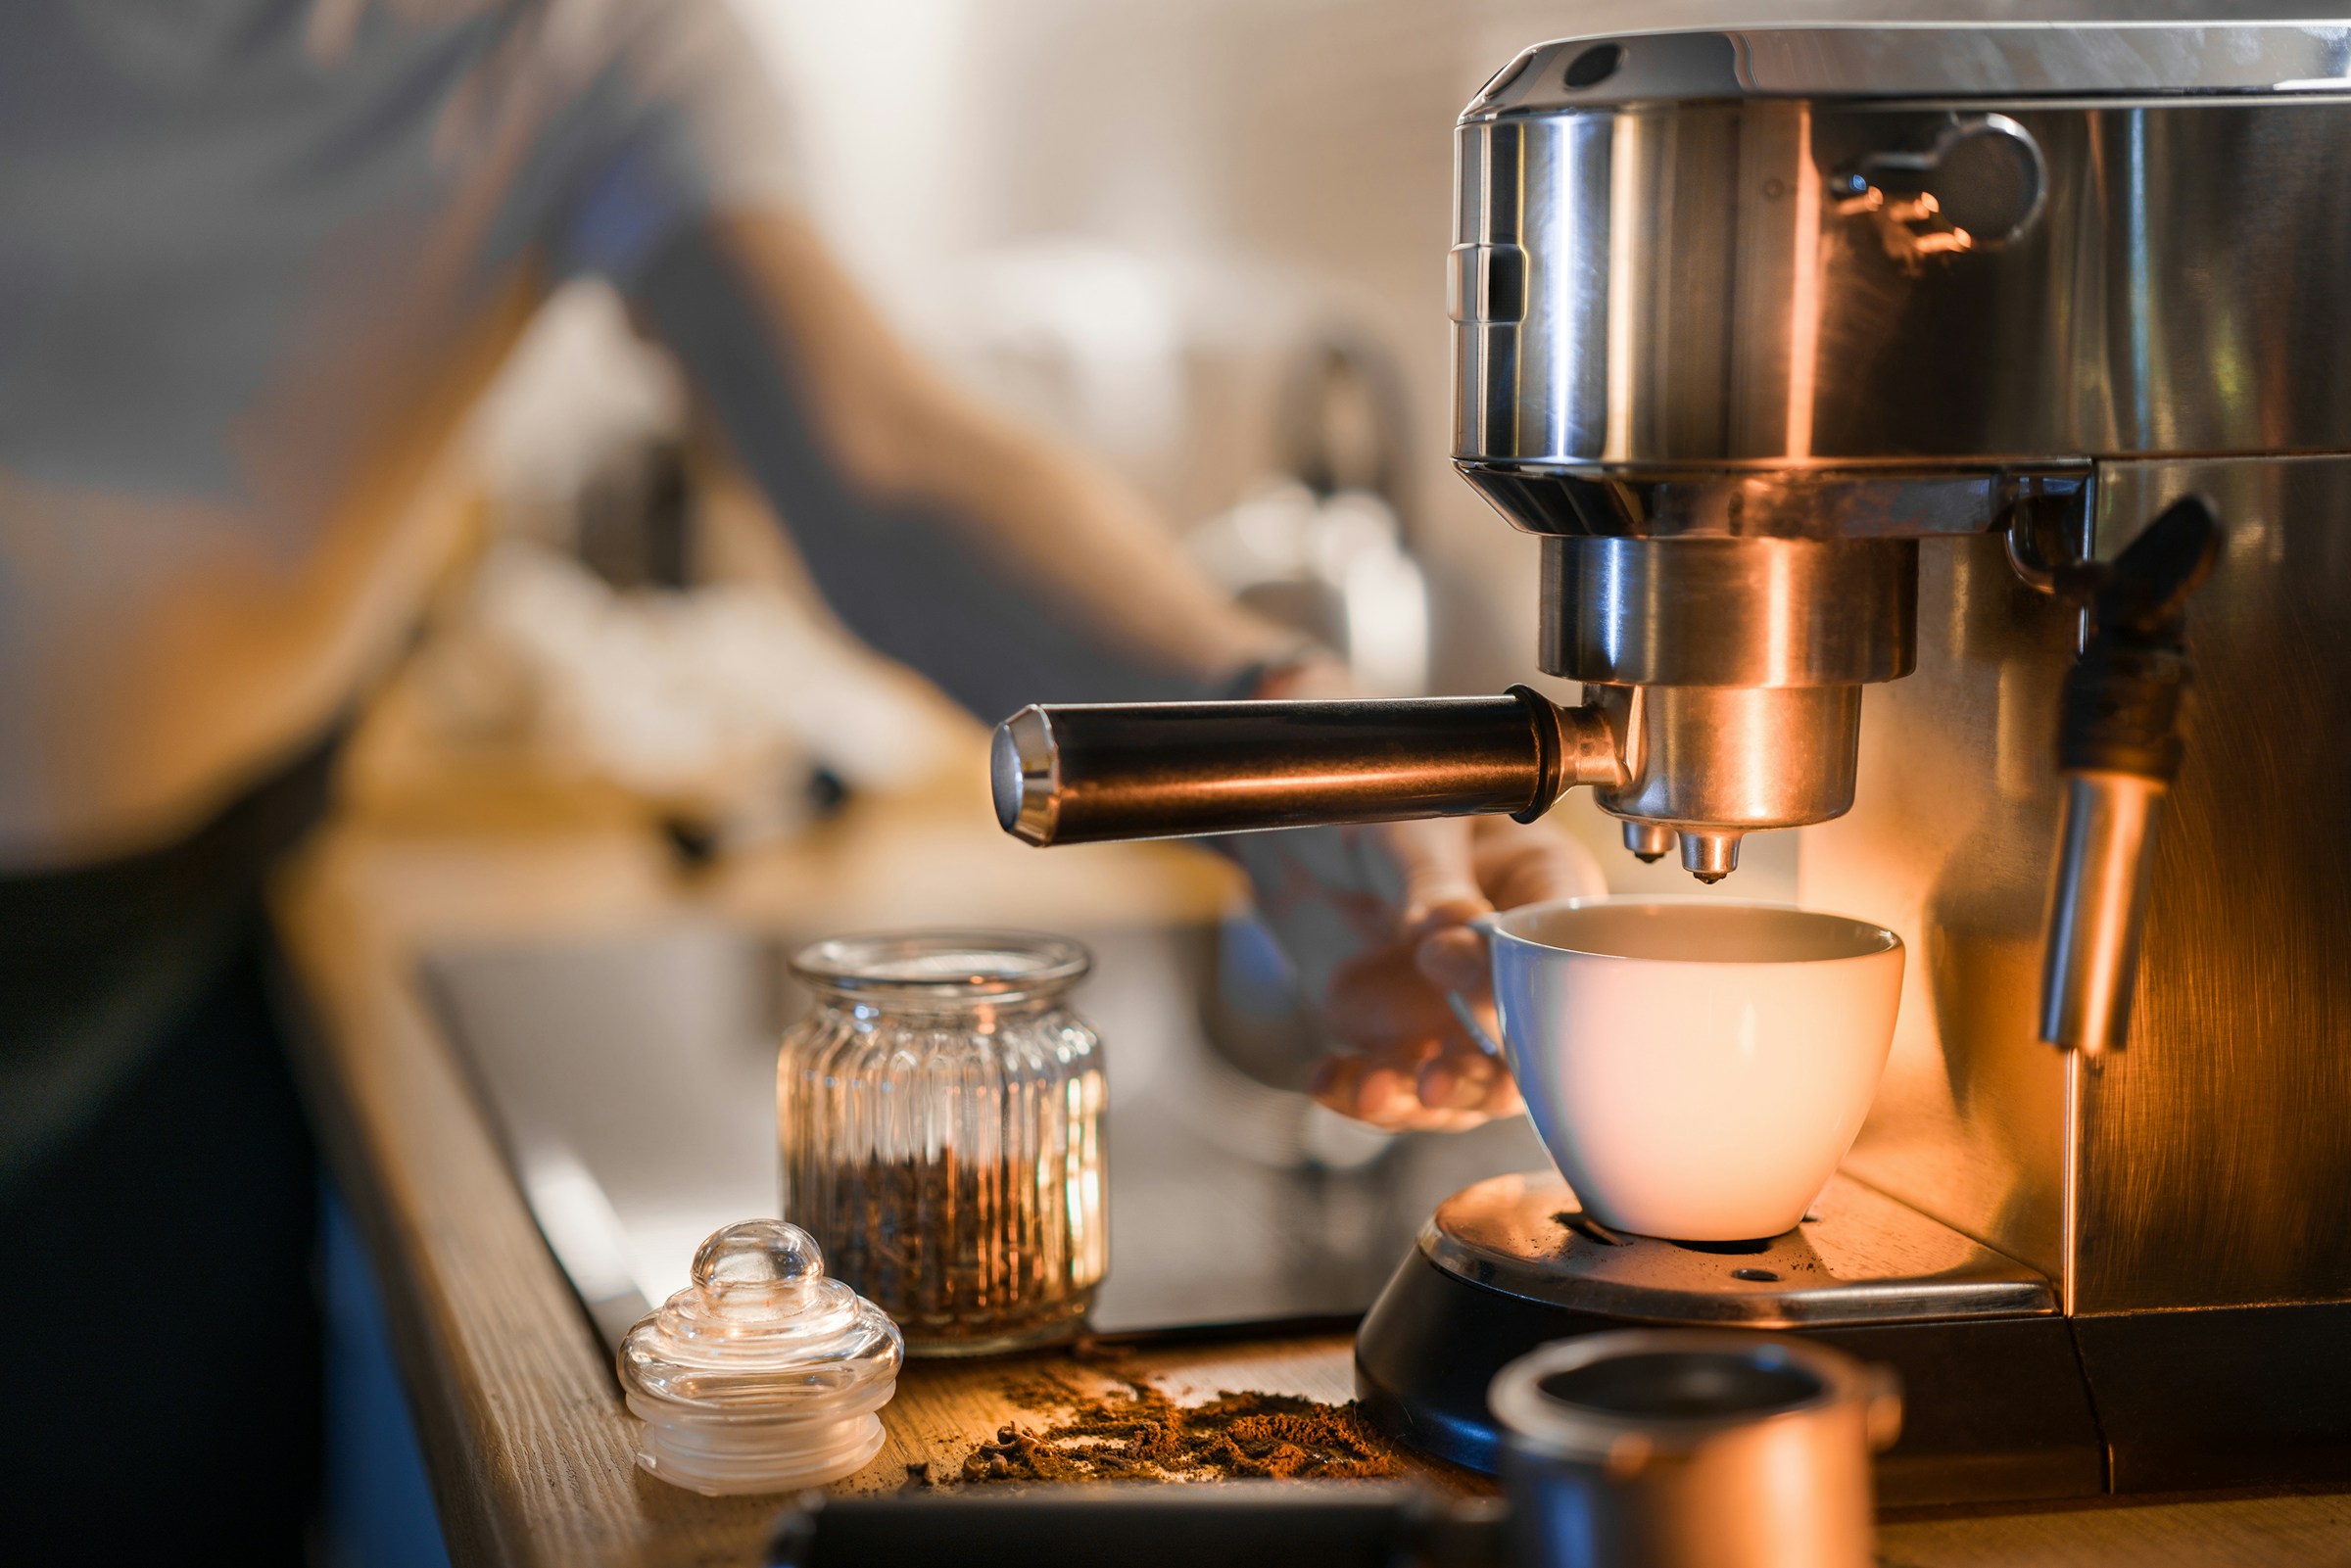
[[697, 1218, 821, 1290], [618, 1219, 904, 1495], [618, 1219, 902, 1409]]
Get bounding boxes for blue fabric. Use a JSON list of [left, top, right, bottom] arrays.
[[322, 1189, 455, 1568]]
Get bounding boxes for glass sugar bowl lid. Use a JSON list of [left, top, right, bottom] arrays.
[[617, 1219, 903, 1495]]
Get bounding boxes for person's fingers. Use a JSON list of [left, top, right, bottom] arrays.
[[1417, 1040, 1523, 1117], [1415, 1050, 1491, 1111], [1312, 1038, 1455, 1128], [1399, 818, 1605, 1006], [1312, 1054, 1429, 1129], [1332, 1085, 1490, 1132], [1313, 816, 1596, 1134], [1379, 817, 1488, 932], [1321, 946, 1460, 1049], [1468, 814, 1608, 907], [1414, 924, 1489, 998], [1313, 1022, 1521, 1130]]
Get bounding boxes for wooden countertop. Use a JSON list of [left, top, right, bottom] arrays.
[[272, 728, 2351, 1568]]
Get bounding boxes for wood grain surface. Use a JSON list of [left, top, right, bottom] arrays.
[[274, 801, 2351, 1568]]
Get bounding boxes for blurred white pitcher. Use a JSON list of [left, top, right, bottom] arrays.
[[1478, 898, 1903, 1242]]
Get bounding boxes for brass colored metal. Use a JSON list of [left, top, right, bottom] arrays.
[[1549, 696, 1630, 797]]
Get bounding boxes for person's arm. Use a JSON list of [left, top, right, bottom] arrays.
[[633, 211, 1300, 716], [633, 207, 1603, 1129]]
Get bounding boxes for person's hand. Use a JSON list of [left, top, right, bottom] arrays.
[[1304, 813, 1604, 1131], [1218, 655, 1605, 1131]]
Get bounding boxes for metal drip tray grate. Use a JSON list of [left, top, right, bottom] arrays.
[[1424, 1170, 2054, 1327]]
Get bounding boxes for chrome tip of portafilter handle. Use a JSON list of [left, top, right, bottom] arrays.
[[990, 706, 1059, 847]]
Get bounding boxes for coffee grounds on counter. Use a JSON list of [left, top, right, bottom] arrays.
[[957, 1367, 1404, 1484]]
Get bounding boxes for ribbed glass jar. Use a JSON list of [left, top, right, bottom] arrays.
[[777, 931, 1106, 1356]]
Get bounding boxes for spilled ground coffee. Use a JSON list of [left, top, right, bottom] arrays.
[[957, 1357, 1402, 1483]]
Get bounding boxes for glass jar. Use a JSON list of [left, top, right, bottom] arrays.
[[777, 930, 1106, 1355]]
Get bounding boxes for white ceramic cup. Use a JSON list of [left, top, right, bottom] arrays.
[[1477, 896, 1904, 1242]]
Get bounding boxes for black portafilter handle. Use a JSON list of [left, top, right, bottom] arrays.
[[2039, 494, 2225, 1054], [991, 686, 1598, 847], [767, 1483, 1507, 1568]]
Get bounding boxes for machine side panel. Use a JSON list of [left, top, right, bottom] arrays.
[[2066, 456, 2351, 1314], [1815, 459, 2351, 1315], [1805, 531, 2078, 1287]]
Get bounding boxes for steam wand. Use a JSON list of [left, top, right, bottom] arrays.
[[2039, 496, 2224, 1056]]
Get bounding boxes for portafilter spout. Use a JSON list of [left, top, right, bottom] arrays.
[[992, 686, 1623, 847]]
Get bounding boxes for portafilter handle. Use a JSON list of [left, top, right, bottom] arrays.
[[2039, 496, 2223, 1056], [991, 686, 1622, 847]]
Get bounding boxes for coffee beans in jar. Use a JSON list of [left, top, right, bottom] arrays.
[[777, 931, 1105, 1355]]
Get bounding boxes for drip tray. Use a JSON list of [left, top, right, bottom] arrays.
[[1425, 1170, 2055, 1326]]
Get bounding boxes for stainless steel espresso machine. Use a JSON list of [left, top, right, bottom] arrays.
[[990, 23, 2351, 1504]]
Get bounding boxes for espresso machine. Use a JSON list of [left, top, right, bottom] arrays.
[[991, 23, 2351, 1504]]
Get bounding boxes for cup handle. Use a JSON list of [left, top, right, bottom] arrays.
[[1446, 910, 1509, 1059], [1445, 991, 1507, 1059]]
